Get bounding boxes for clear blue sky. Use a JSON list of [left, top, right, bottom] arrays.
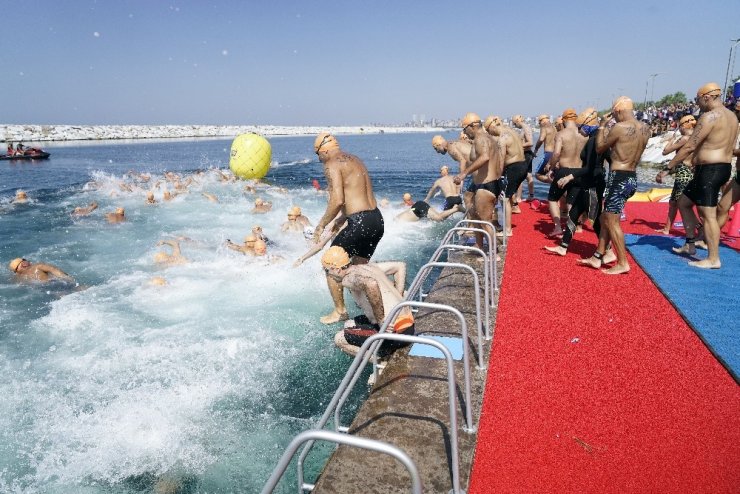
[[1, 0, 738, 125]]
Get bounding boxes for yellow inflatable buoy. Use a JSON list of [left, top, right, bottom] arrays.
[[229, 133, 272, 179]]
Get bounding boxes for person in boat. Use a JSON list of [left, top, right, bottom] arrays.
[[8, 257, 74, 283], [6, 143, 13, 156], [15, 143, 24, 156], [321, 246, 414, 357]]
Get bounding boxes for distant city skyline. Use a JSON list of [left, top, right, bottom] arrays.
[[1, 0, 738, 126]]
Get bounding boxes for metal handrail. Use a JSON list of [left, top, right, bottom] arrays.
[[426, 245, 492, 340], [402, 263, 485, 364], [440, 226, 498, 296], [296, 301, 476, 491], [261, 429, 422, 494], [333, 332, 465, 494]]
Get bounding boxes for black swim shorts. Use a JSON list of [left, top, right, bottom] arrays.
[[603, 170, 637, 214], [504, 161, 528, 198], [682, 163, 731, 207], [524, 149, 535, 171], [443, 195, 463, 210], [411, 201, 430, 218], [547, 167, 581, 204], [332, 207, 384, 260]]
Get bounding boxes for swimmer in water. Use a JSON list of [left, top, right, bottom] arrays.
[[8, 257, 74, 283], [202, 192, 219, 203], [320, 246, 414, 357], [251, 198, 272, 214], [226, 234, 257, 255], [395, 201, 460, 222], [72, 202, 98, 217], [401, 192, 414, 207], [251, 225, 270, 244], [106, 207, 126, 224], [153, 240, 189, 265], [12, 190, 28, 204], [149, 276, 167, 286], [281, 207, 305, 233], [145, 192, 157, 204], [252, 239, 284, 263]]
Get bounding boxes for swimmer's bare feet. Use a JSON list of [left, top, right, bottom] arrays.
[[695, 240, 708, 250], [548, 226, 563, 237], [602, 263, 630, 275], [672, 243, 696, 256], [544, 245, 567, 256], [655, 227, 670, 235], [688, 259, 721, 269], [578, 255, 602, 269], [320, 310, 348, 324], [512, 204, 522, 214], [602, 250, 617, 265]]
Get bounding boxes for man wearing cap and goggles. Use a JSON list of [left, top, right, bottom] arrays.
[[580, 96, 650, 275], [8, 257, 74, 283], [655, 115, 697, 235], [321, 246, 414, 357], [312, 133, 385, 324], [665, 82, 739, 268]]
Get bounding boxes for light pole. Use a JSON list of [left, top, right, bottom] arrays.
[[723, 38, 740, 101], [644, 74, 658, 107], [650, 73, 662, 105]]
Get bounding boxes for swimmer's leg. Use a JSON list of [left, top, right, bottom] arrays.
[[321, 274, 349, 324]]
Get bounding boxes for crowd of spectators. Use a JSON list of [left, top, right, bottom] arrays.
[[636, 103, 699, 136]]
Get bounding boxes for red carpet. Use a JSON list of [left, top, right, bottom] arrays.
[[468, 205, 740, 493]]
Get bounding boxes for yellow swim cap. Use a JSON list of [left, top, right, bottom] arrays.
[[679, 115, 697, 128], [150, 276, 167, 286], [9, 258, 23, 272], [115, 207, 125, 215], [483, 115, 502, 130], [431, 135, 446, 147], [537, 114, 550, 123], [321, 245, 351, 269], [562, 108, 578, 121], [403, 192, 411, 201], [461, 112, 482, 128], [16, 190, 27, 198], [314, 133, 339, 153], [576, 108, 598, 126], [153, 252, 169, 263], [254, 198, 263, 205], [697, 82, 721, 98], [612, 96, 634, 111], [253, 239, 267, 255], [289, 206, 302, 216]]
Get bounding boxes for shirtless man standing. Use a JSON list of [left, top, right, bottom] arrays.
[[432, 135, 473, 210], [313, 133, 385, 324], [424, 165, 464, 212], [661, 82, 739, 268], [546, 109, 587, 236], [512, 115, 535, 202], [581, 96, 650, 274], [485, 115, 527, 236], [321, 246, 414, 357], [716, 101, 740, 232], [8, 258, 74, 283], [534, 114, 557, 183], [453, 113, 504, 251]]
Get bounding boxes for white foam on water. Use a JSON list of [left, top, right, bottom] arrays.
[[0, 169, 459, 491]]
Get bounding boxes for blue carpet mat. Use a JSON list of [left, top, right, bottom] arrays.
[[408, 335, 464, 360], [625, 234, 739, 380]]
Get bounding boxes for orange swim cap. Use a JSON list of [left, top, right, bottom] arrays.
[[431, 135, 446, 147], [483, 115, 502, 130], [321, 246, 351, 269], [393, 312, 415, 332], [253, 239, 267, 255], [289, 206, 302, 216], [537, 114, 550, 123], [314, 133, 339, 153], [461, 112, 482, 128], [612, 96, 634, 111], [679, 115, 697, 128], [8, 258, 23, 272], [576, 108, 598, 126], [696, 82, 721, 98], [561, 108, 578, 121], [115, 207, 125, 215]]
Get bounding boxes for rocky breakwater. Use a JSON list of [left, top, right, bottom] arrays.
[[0, 124, 445, 142]]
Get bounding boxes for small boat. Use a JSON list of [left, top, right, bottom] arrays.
[[1, 150, 50, 160]]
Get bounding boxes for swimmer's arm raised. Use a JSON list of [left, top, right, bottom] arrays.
[[39, 264, 74, 282]]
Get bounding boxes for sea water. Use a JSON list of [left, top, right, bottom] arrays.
[[0, 132, 470, 493]]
